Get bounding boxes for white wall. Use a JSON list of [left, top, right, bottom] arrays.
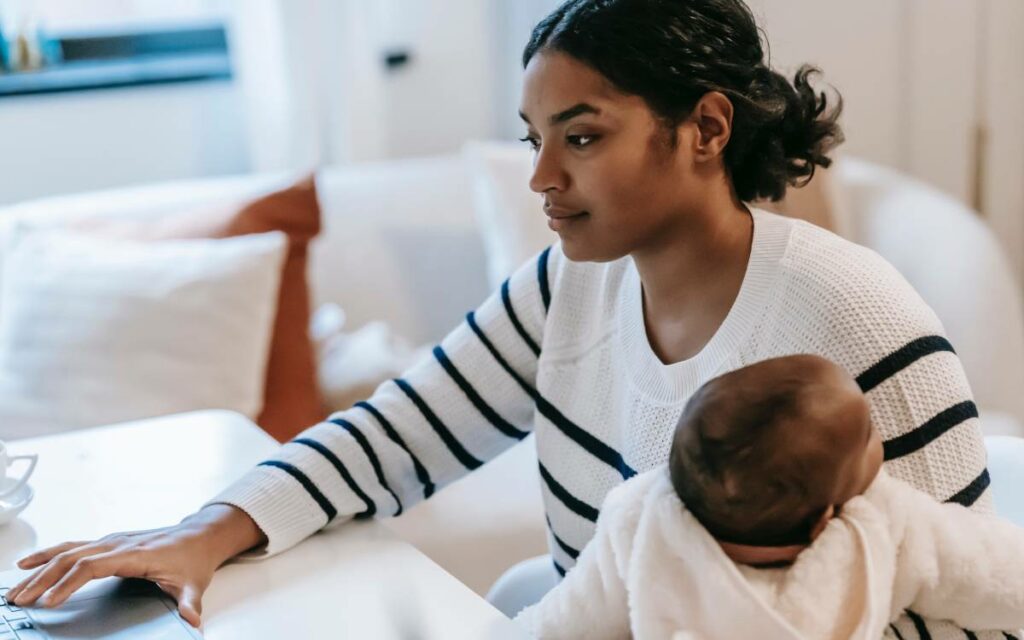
[[0, 81, 248, 205], [746, 0, 984, 203], [229, 0, 499, 171], [381, 0, 498, 158], [982, 0, 1024, 279], [750, 0, 1024, 282], [747, 0, 908, 170]]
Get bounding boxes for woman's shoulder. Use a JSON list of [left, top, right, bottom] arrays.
[[779, 216, 940, 322], [774, 214, 899, 286], [763, 215, 948, 368]]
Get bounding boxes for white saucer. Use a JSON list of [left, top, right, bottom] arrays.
[[0, 478, 33, 526]]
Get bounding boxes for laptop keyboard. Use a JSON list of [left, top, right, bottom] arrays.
[[0, 589, 36, 638]]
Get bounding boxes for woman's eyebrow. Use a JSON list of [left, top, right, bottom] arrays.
[[518, 103, 602, 126]]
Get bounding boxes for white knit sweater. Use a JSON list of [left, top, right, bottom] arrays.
[[210, 209, 998, 639]]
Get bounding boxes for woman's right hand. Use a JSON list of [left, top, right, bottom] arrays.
[[4, 504, 266, 628]]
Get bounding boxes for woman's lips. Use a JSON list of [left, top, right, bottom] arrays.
[[547, 211, 589, 232]]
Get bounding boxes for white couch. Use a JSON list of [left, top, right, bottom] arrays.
[[1, 151, 1021, 595]]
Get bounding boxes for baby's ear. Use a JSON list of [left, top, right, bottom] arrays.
[[808, 505, 835, 541]]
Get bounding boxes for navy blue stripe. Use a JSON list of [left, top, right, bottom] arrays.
[[536, 395, 636, 480], [964, 630, 979, 640], [883, 401, 979, 461], [946, 468, 990, 507], [889, 624, 907, 640], [328, 419, 403, 516], [466, 311, 537, 399], [538, 246, 552, 313], [433, 346, 529, 441], [539, 463, 599, 522], [905, 610, 932, 640], [468, 310, 635, 480], [259, 459, 338, 521], [553, 560, 566, 578], [355, 401, 436, 499], [546, 516, 580, 560], [856, 336, 956, 393], [394, 378, 483, 471], [501, 278, 540, 357], [291, 439, 374, 518]]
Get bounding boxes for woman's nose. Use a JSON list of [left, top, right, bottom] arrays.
[[529, 146, 569, 194]]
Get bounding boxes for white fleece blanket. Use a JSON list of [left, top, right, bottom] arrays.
[[515, 467, 1024, 640]]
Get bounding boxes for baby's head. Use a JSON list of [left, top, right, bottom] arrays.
[[669, 355, 883, 560]]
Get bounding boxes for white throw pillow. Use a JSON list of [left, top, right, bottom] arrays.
[[0, 229, 287, 439], [463, 140, 557, 288]]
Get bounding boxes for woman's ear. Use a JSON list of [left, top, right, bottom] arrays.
[[689, 91, 734, 162]]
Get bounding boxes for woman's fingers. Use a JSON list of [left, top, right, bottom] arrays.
[[8, 541, 90, 603], [38, 551, 135, 608], [15, 541, 90, 571], [9, 543, 116, 606]]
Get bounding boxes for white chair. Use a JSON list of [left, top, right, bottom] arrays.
[[986, 436, 1024, 526], [486, 555, 560, 619]]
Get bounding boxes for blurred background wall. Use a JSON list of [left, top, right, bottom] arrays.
[[0, 0, 1021, 278]]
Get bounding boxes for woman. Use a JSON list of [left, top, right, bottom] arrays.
[[7, 1, 999, 638]]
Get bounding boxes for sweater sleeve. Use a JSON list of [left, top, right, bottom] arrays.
[[792, 233, 992, 510], [887, 477, 1024, 632], [515, 478, 639, 640], [205, 246, 562, 557]]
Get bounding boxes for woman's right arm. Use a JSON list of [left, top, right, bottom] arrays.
[[212, 244, 560, 557], [6, 504, 264, 627], [7, 245, 562, 621]]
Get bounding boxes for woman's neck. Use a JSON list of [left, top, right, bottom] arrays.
[[631, 198, 754, 364]]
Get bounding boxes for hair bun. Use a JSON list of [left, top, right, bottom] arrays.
[[731, 65, 844, 202]]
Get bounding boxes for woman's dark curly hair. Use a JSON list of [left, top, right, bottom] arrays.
[[523, 0, 844, 202]]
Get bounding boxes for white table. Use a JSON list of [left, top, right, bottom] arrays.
[[0, 411, 530, 639]]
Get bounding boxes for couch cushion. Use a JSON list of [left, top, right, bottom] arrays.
[[76, 178, 326, 441], [0, 229, 286, 439]]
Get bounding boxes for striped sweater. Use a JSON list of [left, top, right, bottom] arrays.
[[211, 209, 1005, 640]]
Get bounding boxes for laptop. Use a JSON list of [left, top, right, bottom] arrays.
[[0, 570, 202, 639]]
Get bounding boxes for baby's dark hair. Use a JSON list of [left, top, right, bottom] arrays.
[[668, 356, 865, 546], [523, 0, 844, 202]]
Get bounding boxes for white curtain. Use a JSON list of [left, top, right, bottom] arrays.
[[225, 0, 390, 173]]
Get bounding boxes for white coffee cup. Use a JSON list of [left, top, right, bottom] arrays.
[[0, 441, 37, 500]]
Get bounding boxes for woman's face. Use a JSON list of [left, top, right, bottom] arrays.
[[520, 51, 701, 262]]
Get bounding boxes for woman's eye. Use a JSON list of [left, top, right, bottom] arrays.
[[518, 136, 541, 151], [567, 135, 598, 148]]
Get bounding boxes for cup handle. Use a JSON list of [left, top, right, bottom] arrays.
[[0, 454, 38, 499]]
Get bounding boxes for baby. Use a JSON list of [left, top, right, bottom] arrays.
[[516, 355, 1024, 640]]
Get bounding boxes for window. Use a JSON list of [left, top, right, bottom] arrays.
[[5, 0, 229, 33], [0, 0, 232, 97]]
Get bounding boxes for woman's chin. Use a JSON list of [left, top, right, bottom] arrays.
[[558, 237, 626, 264]]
